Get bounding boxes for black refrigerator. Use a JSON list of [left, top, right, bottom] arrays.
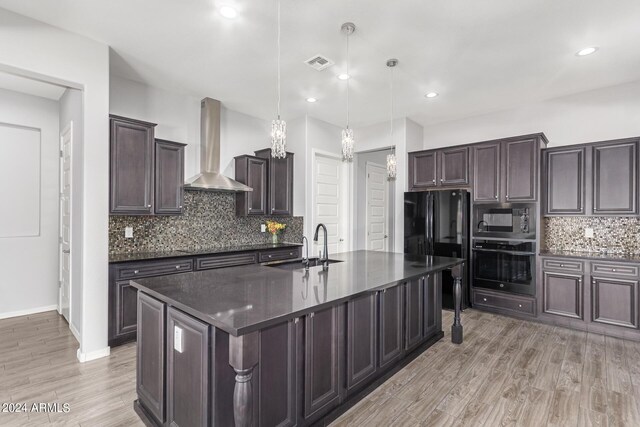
[[404, 190, 470, 309]]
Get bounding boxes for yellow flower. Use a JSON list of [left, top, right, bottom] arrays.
[[266, 220, 287, 235]]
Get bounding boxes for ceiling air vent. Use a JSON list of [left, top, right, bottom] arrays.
[[304, 54, 334, 71]]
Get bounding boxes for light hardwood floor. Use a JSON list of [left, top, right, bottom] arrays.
[[1, 310, 639, 426]]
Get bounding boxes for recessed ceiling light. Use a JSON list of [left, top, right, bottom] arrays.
[[576, 46, 598, 56], [425, 92, 439, 98], [306, 97, 317, 103], [338, 73, 350, 80], [219, 6, 238, 19]]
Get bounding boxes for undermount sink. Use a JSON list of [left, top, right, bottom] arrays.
[[266, 258, 343, 271]]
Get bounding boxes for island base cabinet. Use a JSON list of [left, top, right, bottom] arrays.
[[167, 307, 210, 427], [405, 279, 424, 351], [379, 285, 404, 370], [301, 306, 344, 423], [346, 293, 378, 394], [424, 274, 442, 338], [137, 293, 166, 426]]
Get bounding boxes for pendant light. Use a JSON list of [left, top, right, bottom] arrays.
[[271, 0, 286, 158], [341, 22, 356, 162], [386, 59, 397, 180]]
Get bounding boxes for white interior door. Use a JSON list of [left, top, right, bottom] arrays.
[[59, 123, 72, 322], [366, 162, 388, 251], [313, 153, 346, 255]]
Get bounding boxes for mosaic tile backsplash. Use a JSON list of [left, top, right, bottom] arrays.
[[544, 216, 640, 254], [109, 191, 303, 254]]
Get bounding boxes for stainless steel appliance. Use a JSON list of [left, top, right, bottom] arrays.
[[473, 203, 535, 239], [472, 240, 536, 295], [404, 190, 470, 309]]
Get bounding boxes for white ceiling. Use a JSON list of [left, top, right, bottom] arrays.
[[0, 71, 66, 100], [1, 0, 640, 128]]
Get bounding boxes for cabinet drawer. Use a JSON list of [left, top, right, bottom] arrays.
[[473, 290, 536, 316], [542, 258, 584, 272], [591, 262, 639, 278], [115, 259, 193, 280], [195, 252, 257, 270], [259, 247, 301, 263]]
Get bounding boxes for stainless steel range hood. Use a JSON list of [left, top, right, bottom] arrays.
[[184, 98, 253, 192]]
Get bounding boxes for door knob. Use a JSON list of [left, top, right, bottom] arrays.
[[62, 249, 70, 254]]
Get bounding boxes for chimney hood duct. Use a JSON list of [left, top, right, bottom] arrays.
[[184, 98, 253, 192]]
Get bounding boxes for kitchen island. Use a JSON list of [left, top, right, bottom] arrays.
[[130, 250, 464, 427]]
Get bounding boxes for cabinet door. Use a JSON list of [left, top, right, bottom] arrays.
[[408, 151, 437, 189], [303, 306, 342, 420], [137, 293, 165, 424], [542, 271, 583, 319], [259, 320, 297, 427], [109, 280, 138, 346], [269, 153, 294, 215], [440, 146, 469, 186], [591, 277, 639, 329], [505, 138, 537, 201], [545, 148, 585, 215], [473, 142, 500, 202], [405, 279, 424, 351], [593, 142, 638, 214], [423, 274, 441, 338], [154, 139, 185, 215], [167, 307, 210, 427], [235, 156, 268, 216], [378, 285, 404, 369], [346, 293, 377, 393], [110, 116, 155, 214]]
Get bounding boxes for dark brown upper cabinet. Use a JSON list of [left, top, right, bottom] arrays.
[[109, 115, 156, 214], [408, 151, 437, 190], [255, 149, 294, 216], [235, 155, 268, 216], [154, 139, 186, 215], [593, 141, 637, 215], [544, 147, 586, 215], [542, 137, 639, 217], [505, 138, 538, 202], [473, 142, 501, 202], [440, 146, 470, 186]]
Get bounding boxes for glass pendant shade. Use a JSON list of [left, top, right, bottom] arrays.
[[386, 152, 397, 180], [341, 128, 354, 161], [271, 117, 287, 158]]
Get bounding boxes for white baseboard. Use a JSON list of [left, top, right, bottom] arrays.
[[0, 305, 59, 320], [76, 346, 111, 363], [69, 322, 81, 343]]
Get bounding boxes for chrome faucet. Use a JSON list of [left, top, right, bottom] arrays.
[[301, 236, 310, 271], [313, 223, 329, 270]]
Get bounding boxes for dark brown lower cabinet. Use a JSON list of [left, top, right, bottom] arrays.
[[137, 293, 165, 425], [591, 277, 639, 329], [303, 306, 343, 421], [405, 279, 424, 351], [379, 285, 404, 369], [423, 274, 441, 338], [167, 307, 210, 427], [542, 271, 583, 319], [114, 280, 138, 340], [346, 293, 377, 393], [258, 320, 297, 427]]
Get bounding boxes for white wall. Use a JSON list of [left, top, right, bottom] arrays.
[[0, 88, 59, 318], [59, 87, 83, 336], [0, 8, 110, 360], [422, 80, 640, 149], [286, 116, 307, 217], [109, 75, 272, 181]]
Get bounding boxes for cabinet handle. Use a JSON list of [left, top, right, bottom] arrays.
[[309, 312, 315, 318], [612, 269, 617, 272], [176, 265, 181, 269], [147, 204, 152, 208], [268, 255, 272, 258], [134, 270, 139, 274], [294, 318, 299, 324], [179, 205, 183, 208], [440, 178, 444, 182], [383, 289, 387, 293], [518, 304, 522, 308], [495, 195, 498, 199], [432, 179, 436, 183], [289, 252, 293, 256], [483, 298, 487, 302], [499, 283, 505, 288], [560, 264, 564, 267]]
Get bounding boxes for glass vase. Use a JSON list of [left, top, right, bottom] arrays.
[[272, 234, 278, 245]]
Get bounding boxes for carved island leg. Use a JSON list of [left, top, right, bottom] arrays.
[[229, 332, 259, 427], [451, 263, 464, 344]]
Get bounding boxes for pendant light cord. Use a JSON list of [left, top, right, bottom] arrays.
[[390, 65, 394, 154], [277, 0, 281, 119], [346, 30, 350, 129]]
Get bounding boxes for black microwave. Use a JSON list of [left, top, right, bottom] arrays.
[[473, 204, 536, 239]]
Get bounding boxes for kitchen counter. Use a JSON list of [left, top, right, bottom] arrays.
[[540, 249, 640, 263], [131, 250, 464, 336], [108, 242, 302, 263], [132, 250, 465, 427]]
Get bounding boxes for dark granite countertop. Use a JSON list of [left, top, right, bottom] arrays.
[[540, 249, 640, 263], [131, 250, 464, 336], [109, 242, 303, 263]]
